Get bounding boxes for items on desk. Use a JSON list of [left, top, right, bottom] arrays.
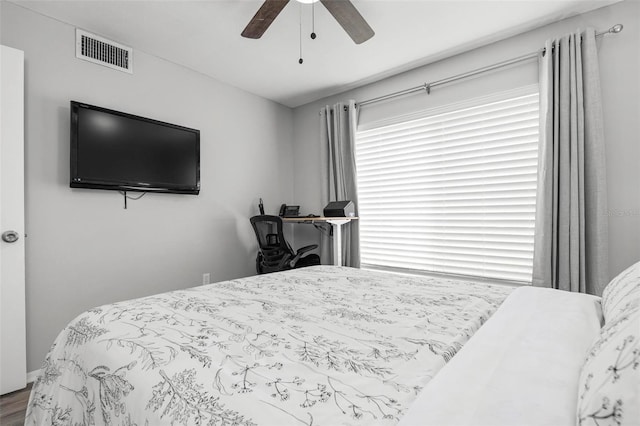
[[323, 200, 355, 217], [279, 204, 300, 217], [272, 201, 356, 219]]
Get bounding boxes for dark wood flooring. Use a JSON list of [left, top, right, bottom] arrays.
[[0, 383, 32, 426]]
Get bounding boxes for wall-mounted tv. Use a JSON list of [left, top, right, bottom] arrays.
[[70, 101, 200, 195]]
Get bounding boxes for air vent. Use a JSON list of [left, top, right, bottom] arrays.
[[75, 29, 133, 74]]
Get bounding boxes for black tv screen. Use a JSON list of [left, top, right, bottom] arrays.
[[70, 101, 200, 194]]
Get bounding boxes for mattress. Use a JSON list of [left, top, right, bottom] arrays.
[[26, 265, 513, 425]]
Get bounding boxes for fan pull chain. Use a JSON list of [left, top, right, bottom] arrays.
[[298, 3, 303, 64], [311, 2, 317, 40]]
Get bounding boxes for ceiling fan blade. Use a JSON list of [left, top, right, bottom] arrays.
[[241, 0, 290, 39], [320, 0, 374, 44]]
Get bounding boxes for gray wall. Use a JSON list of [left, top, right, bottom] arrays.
[[292, 0, 640, 284], [1, 2, 295, 372]]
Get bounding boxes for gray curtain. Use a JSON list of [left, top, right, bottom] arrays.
[[532, 28, 609, 294], [320, 100, 360, 267]]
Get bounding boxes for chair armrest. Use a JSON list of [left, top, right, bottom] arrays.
[[296, 244, 318, 255], [290, 244, 319, 267]]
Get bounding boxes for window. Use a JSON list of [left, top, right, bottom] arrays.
[[355, 87, 539, 283]]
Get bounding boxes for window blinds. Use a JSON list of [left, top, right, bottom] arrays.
[[355, 90, 539, 283]]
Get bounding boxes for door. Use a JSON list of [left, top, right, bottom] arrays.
[[0, 45, 26, 395]]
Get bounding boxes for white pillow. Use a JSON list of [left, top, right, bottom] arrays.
[[576, 304, 639, 426], [601, 261, 640, 323]]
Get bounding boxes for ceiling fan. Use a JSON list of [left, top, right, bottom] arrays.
[[241, 0, 374, 44]]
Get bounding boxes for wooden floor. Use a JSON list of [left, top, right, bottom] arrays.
[[0, 383, 32, 426]]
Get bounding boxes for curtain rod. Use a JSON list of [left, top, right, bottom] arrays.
[[357, 24, 624, 108]]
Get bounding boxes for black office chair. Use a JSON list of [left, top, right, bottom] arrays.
[[250, 215, 321, 274]]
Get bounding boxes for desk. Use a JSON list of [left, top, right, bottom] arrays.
[[282, 217, 358, 266]]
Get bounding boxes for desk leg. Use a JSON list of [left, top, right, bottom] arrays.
[[332, 223, 342, 266], [326, 219, 349, 266]]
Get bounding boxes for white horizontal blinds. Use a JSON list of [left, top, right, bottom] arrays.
[[355, 90, 539, 283]]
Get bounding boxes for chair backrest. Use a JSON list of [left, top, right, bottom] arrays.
[[250, 215, 294, 272]]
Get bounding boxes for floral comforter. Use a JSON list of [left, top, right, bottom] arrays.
[[26, 266, 513, 426]]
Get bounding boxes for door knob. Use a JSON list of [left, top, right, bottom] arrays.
[[1, 230, 19, 243]]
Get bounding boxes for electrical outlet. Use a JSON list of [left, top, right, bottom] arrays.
[[202, 273, 210, 285]]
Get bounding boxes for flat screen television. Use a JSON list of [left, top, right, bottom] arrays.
[[70, 101, 200, 195]]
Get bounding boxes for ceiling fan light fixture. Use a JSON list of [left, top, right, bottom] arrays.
[[295, 0, 319, 4]]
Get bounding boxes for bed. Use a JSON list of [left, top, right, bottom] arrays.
[[25, 265, 513, 425], [401, 261, 640, 426]]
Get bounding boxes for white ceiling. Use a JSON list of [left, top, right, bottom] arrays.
[[12, 0, 620, 107]]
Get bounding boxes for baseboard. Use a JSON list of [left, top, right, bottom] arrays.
[[26, 369, 40, 384]]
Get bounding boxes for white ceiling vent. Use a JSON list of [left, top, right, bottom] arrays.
[[75, 29, 133, 74]]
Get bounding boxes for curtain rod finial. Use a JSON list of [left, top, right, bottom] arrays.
[[610, 24, 623, 34]]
